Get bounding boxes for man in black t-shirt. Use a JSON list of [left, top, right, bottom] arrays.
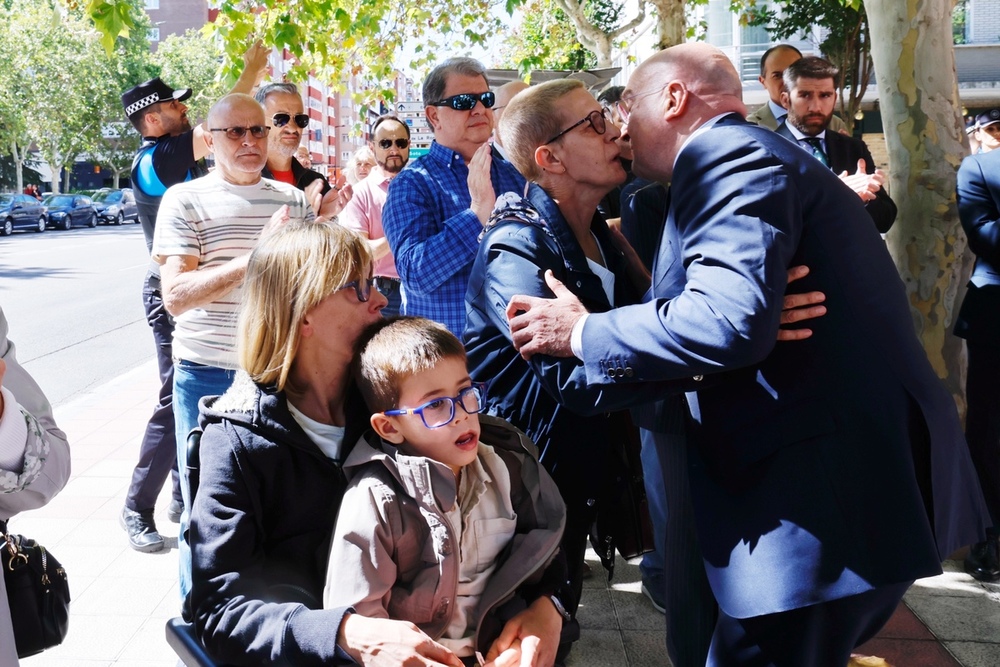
[[118, 43, 268, 553]]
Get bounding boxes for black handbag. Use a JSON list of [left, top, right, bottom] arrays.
[[1, 519, 71, 658], [589, 411, 655, 581]]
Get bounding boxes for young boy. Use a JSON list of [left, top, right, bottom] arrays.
[[324, 317, 570, 667]]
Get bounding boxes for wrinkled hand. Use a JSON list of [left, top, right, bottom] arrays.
[[319, 174, 353, 219], [507, 271, 587, 360], [778, 265, 826, 341], [838, 159, 885, 203], [485, 596, 562, 667], [242, 40, 270, 85], [303, 179, 325, 215], [338, 614, 463, 667], [468, 142, 496, 225]]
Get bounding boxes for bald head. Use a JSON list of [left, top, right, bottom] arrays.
[[622, 44, 745, 184], [207, 93, 263, 128], [636, 43, 743, 102], [494, 80, 530, 145]]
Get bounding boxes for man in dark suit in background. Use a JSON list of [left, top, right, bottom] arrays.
[[505, 43, 988, 666], [775, 56, 897, 233], [954, 146, 1000, 582]]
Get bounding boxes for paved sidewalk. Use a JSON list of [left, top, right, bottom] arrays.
[[11, 360, 1000, 666]]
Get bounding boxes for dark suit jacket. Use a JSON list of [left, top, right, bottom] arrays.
[[578, 115, 988, 619], [954, 149, 1000, 341], [776, 122, 897, 233]]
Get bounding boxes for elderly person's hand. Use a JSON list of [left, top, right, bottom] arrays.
[[338, 614, 463, 667], [485, 596, 563, 667], [507, 271, 587, 360], [469, 142, 496, 225]]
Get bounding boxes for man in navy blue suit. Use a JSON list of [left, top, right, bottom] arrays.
[[506, 43, 989, 665], [954, 145, 1000, 582]]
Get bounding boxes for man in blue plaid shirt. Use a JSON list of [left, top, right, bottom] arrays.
[[382, 57, 526, 335]]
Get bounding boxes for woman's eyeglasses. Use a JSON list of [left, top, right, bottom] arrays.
[[272, 113, 310, 129], [545, 108, 609, 144], [208, 126, 270, 140], [337, 276, 375, 302], [384, 384, 487, 429], [431, 92, 496, 111], [378, 138, 410, 150]]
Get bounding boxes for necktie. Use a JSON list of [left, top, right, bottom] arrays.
[[803, 137, 829, 168]]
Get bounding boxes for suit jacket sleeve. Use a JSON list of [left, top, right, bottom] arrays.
[[473, 224, 697, 413], [579, 130, 799, 386], [957, 154, 1000, 265]]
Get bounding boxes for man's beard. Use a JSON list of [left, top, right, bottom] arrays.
[[379, 155, 407, 174]]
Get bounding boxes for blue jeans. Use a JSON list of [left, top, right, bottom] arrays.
[[173, 359, 236, 602]]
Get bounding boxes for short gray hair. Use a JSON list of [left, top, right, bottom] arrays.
[[500, 79, 584, 181], [254, 82, 299, 106], [422, 57, 489, 106]]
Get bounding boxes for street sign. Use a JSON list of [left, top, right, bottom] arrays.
[[410, 132, 434, 144], [396, 101, 424, 113], [409, 147, 430, 159]]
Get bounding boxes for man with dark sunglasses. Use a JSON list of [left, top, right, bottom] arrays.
[[118, 41, 268, 555], [151, 93, 315, 603], [383, 57, 526, 335], [340, 115, 411, 317], [254, 82, 352, 219]]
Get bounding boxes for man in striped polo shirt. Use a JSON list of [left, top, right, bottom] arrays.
[[151, 93, 315, 602]]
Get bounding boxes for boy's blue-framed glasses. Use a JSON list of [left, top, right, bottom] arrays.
[[384, 383, 487, 429]]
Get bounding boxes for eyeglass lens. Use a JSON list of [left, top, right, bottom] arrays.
[[420, 386, 484, 428], [378, 138, 410, 150], [211, 126, 269, 140], [272, 113, 310, 129], [437, 91, 496, 111]]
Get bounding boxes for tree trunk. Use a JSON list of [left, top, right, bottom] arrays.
[[112, 169, 120, 188], [866, 0, 972, 414], [651, 0, 686, 50], [11, 140, 23, 192]]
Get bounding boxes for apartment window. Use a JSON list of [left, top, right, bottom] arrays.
[[145, 0, 159, 8], [148, 28, 160, 42]]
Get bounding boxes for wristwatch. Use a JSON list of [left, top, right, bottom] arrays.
[[548, 594, 572, 624]]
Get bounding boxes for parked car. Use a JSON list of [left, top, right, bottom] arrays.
[[93, 188, 138, 225], [43, 194, 97, 230], [0, 193, 47, 235]]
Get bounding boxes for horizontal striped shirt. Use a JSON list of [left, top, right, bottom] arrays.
[[152, 172, 313, 368]]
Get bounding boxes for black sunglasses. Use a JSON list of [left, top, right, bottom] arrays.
[[272, 113, 310, 129], [208, 126, 270, 140], [378, 138, 410, 150], [544, 108, 609, 144], [432, 91, 496, 111]]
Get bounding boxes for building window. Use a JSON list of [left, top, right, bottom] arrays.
[[148, 28, 160, 41], [145, 0, 159, 8]]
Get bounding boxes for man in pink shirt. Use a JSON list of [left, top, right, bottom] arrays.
[[340, 114, 410, 316]]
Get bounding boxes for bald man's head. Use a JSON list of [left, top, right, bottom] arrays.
[[622, 44, 745, 184], [635, 43, 743, 102], [494, 80, 530, 145]]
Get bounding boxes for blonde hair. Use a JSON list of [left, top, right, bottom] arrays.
[[354, 317, 467, 413], [239, 221, 373, 390], [499, 79, 585, 181]]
